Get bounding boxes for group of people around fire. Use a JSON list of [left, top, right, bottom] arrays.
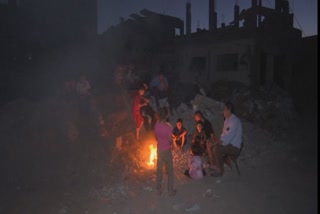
[[63, 64, 243, 197], [128, 65, 243, 197], [151, 105, 242, 197]]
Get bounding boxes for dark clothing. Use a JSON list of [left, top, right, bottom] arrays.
[[172, 126, 187, 146], [192, 130, 207, 143], [202, 118, 214, 138], [214, 143, 240, 174], [141, 104, 155, 131], [141, 90, 156, 131], [156, 149, 174, 194], [192, 130, 207, 154]]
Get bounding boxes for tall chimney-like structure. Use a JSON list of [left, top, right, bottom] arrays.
[[209, 0, 217, 31], [275, 0, 281, 12], [186, 2, 191, 36], [234, 3, 240, 28], [258, 0, 262, 27], [251, 0, 257, 8]]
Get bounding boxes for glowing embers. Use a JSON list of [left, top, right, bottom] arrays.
[[147, 144, 157, 167]]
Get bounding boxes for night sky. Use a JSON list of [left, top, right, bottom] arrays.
[[0, 0, 317, 36], [97, 0, 318, 37]]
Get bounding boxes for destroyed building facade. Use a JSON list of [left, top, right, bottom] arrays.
[[100, 0, 309, 95], [100, 8, 184, 73], [175, 0, 302, 93]]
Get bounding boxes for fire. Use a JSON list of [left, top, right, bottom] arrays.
[[147, 144, 157, 167]]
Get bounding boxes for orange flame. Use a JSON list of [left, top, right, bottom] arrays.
[[147, 144, 157, 167]]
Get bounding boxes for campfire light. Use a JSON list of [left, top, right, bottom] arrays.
[[147, 144, 157, 167]]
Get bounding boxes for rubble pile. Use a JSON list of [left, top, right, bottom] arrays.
[[210, 80, 297, 136], [89, 183, 129, 202]]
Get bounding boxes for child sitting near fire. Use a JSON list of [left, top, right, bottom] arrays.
[[192, 121, 207, 155], [184, 143, 206, 179], [171, 118, 188, 151]]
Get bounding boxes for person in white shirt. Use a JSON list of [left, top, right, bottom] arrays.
[[209, 102, 242, 176]]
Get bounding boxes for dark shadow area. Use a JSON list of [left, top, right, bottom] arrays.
[[0, 0, 317, 213]]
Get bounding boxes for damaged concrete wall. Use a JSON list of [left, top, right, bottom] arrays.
[[175, 38, 254, 87]]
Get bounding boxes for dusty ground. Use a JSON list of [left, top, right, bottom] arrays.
[[0, 97, 317, 214]]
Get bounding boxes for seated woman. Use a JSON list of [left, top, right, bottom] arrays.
[[192, 121, 207, 155]]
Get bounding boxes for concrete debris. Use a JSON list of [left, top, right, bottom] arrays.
[[143, 186, 153, 191], [176, 103, 190, 114], [210, 80, 297, 136], [185, 204, 201, 212], [89, 184, 129, 201], [173, 202, 200, 212], [202, 189, 213, 198]]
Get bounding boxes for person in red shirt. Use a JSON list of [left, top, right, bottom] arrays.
[[133, 86, 149, 140]]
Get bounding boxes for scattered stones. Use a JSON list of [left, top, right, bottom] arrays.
[[59, 208, 67, 213], [210, 80, 297, 136], [173, 202, 200, 212], [89, 184, 129, 201], [185, 204, 201, 212], [143, 186, 152, 191], [202, 189, 213, 198]]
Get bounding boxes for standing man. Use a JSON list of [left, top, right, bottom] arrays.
[[150, 71, 169, 111], [209, 102, 242, 176], [154, 107, 176, 196]]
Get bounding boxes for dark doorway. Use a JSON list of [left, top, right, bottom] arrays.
[[189, 56, 206, 76], [273, 55, 285, 89]]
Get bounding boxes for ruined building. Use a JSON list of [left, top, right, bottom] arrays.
[[100, 0, 304, 93], [100, 8, 184, 71], [175, 0, 302, 93]]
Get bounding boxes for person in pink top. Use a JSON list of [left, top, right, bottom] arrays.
[[154, 107, 176, 196]]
